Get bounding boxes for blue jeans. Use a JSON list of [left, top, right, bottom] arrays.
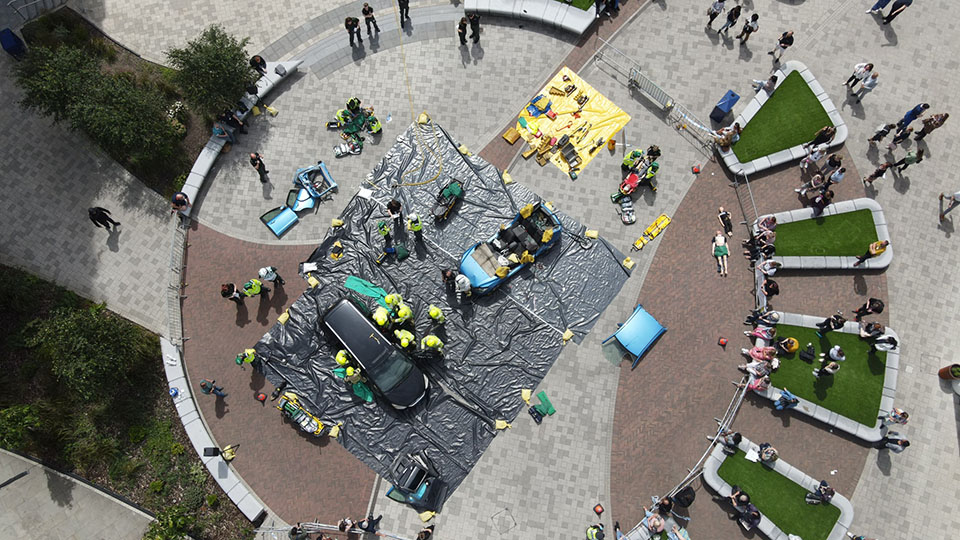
[[870, 0, 892, 10]]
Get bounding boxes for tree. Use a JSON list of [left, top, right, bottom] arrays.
[[69, 72, 180, 163], [15, 45, 100, 123], [166, 25, 255, 115], [28, 304, 156, 402]]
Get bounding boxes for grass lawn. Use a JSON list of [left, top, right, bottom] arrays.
[[718, 450, 840, 540], [732, 71, 833, 163], [558, 0, 595, 10], [773, 209, 878, 257], [768, 324, 886, 426]]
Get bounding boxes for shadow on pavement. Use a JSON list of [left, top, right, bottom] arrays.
[[44, 469, 74, 508]]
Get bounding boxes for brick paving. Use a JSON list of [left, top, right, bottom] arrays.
[[180, 221, 374, 524], [609, 149, 891, 537]]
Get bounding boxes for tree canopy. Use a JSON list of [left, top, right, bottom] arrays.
[[166, 25, 255, 115]]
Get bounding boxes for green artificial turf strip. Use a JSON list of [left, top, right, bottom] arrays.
[[773, 209, 879, 257], [732, 71, 833, 163], [718, 450, 840, 540], [768, 324, 885, 426], [559, 0, 595, 11]]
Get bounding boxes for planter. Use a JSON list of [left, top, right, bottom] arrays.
[[937, 364, 960, 380]]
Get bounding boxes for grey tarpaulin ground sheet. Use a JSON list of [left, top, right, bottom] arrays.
[[254, 120, 631, 503]]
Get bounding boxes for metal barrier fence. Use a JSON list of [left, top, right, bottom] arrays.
[[7, 0, 65, 22], [593, 37, 716, 157], [165, 218, 188, 344]]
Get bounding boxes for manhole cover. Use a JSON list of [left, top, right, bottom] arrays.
[[491, 508, 517, 534]]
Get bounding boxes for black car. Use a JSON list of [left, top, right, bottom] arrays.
[[323, 298, 428, 409]]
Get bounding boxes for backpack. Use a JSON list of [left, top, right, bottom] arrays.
[[674, 485, 696, 508]]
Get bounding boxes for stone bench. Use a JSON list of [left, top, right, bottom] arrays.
[[161, 338, 266, 523], [755, 198, 892, 270], [702, 435, 854, 540], [719, 60, 848, 177], [179, 60, 302, 216], [465, 0, 595, 35]]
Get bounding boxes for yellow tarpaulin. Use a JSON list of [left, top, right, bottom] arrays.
[[516, 66, 631, 174]]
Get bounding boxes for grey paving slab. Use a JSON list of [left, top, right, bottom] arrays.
[[0, 53, 168, 334], [0, 450, 152, 540]]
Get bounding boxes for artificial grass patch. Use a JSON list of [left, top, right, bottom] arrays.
[[732, 71, 833, 163], [562, 0, 596, 10], [773, 209, 878, 257], [718, 449, 840, 540], [768, 324, 885, 426]]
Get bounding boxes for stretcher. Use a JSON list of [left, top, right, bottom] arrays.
[[632, 214, 671, 250]]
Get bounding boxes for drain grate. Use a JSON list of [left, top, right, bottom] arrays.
[[491, 508, 517, 534]]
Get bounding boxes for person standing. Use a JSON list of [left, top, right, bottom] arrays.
[[386, 198, 403, 225], [897, 103, 929, 129], [799, 144, 826, 172], [718, 4, 741, 34], [854, 298, 885, 321], [867, 123, 897, 145], [398, 0, 410, 22], [88, 207, 120, 230], [843, 62, 873, 89], [250, 152, 269, 183], [249, 55, 267, 76], [768, 31, 794, 61], [853, 72, 879, 104], [221, 283, 243, 303], [199, 379, 228, 398], [853, 240, 890, 267], [827, 167, 846, 187], [457, 17, 468, 45], [361, 3, 380, 34], [819, 153, 842, 177], [345, 17, 362, 46], [736, 13, 759, 43], [595, 0, 603, 18], [258, 266, 285, 286], [706, 0, 726, 28], [242, 278, 270, 298], [883, 0, 913, 24], [886, 127, 913, 151], [866, 0, 892, 14], [915, 113, 949, 141], [940, 191, 960, 221], [468, 13, 481, 44], [171, 192, 191, 214], [893, 148, 923, 173]]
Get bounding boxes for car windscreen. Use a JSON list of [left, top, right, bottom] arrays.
[[368, 349, 414, 391]]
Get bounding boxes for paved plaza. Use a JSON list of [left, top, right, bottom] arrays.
[[2, 1, 960, 539]]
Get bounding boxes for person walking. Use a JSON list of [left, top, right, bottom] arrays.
[[736, 13, 759, 43], [706, 0, 726, 28], [843, 62, 874, 89], [88, 207, 120, 230], [867, 123, 897, 145], [897, 103, 929, 129], [883, 0, 913, 24], [914, 113, 949, 141], [250, 152, 269, 183], [826, 167, 846, 187], [866, 0, 892, 14], [862, 162, 892, 186], [361, 3, 380, 34], [939, 190, 960, 221], [398, 0, 410, 22], [853, 72, 879, 104], [242, 278, 270, 298], [893, 148, 923, 173], [199, 379, 228, 398], [853, 240, 890, 267], [258, 266, 285, 286], [345, 17, 362, 46], [768, 31, 794, 61], [718, 4, 741, 34], [457, 17, 468, 45], [886, 127, 913, 151], [468, 13, 481, 44]]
